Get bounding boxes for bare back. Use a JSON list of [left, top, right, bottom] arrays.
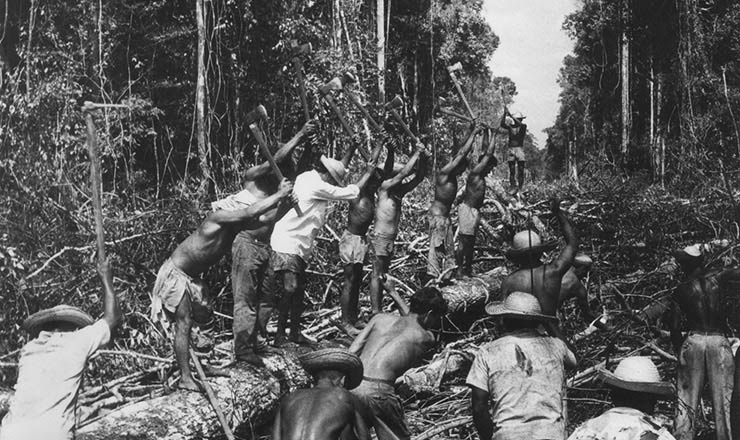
[[347, 192, 375, 236], [373, 186, 404, 237], [240, 180, 277, 241], [277, 387, 358, 440], [674, 272, 725, 332], [462, 172, 486, 209], [171, 220, 240, 277], [507, 124, 526, 149], [353, 314, 435, 381], [501, 264, 564, 316]]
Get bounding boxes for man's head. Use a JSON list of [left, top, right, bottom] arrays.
[[673, 244, 704, 274], [317, 155, 348, 187], [505, 230, 557, 268], [299, 348, 363, 390], [485, 291, 557, 332], [23, 305, 94, 339], [573, 253, 593, 279], [409, 287, 448, 330], [598, 356, 673, 415]]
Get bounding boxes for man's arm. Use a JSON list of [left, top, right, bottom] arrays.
[[349, 316, 377, 355], [355, 158, 380, 190], [208, 179, 293, 225], [382, 148, 421, 189], [99, 259, 122, 332], [383, 143, 395, 176], [341, 135, 363, 167], [471, 387, 493, 440], [670, 295, 684, 354], [550, 198, 578, 277], [352, 406, 371, 440], [440, 125, 478, 174], [271, 406, 282, 440], [397, 152, 428, 195], [383, 276, 409, 316], [242, 122, 313, 181], [574, 284, 609, 331]]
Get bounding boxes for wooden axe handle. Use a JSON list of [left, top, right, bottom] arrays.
[[388, 108, 422, 149], [322, 94, 370, 161], [249, 123, 303, 216], [448, 71, 476, 120], [343, 89, 382, 132], [188, 347, 236, 440], [438, 107, 473, 123], [292, 57, 311, 122], [84, 111, 106, 263]]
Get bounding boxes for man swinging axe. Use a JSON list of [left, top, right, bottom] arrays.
[[318, 77, 371, 162]]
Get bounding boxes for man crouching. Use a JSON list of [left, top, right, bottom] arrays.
[[272, 348, 369, 440]]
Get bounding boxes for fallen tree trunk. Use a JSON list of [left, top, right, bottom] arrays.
[[77, 353, 310, 440], [440, 266, 509, 314]]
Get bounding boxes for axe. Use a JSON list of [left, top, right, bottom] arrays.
[[447, 62, 476, 121], [82, 101, 130, 262], [385, 95, 423, 150], [340, 72, 382, 132], [319, 78, 370, 161], [246, 106, 303, 216], [290, 41, 312, 122]]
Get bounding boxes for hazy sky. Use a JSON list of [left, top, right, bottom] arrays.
[[481, 0, 579, 146]]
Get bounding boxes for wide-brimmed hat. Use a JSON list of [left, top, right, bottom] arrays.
[[505, 230, 558, 260], [319, 155, 348, 187], [22, 305, 94, 335], [672, 244, 703, 268], [299, 348, 363, 389], [598, 356, 673, 397], [485, 291, 557, 322], [511, 111, 526, 120]]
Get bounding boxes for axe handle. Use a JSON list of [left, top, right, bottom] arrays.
[[344, 89, 382, 132], [249, 123, 303, 216], [84, 111, 106, 263], [189, 347, 236, 440], [322, 94, 370, 161], [389, 109, 422, 150], [449, 72, 476, 120], [439, 107, 473, 123], [292, 57, 311, 122]]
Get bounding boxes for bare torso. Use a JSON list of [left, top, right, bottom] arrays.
[[347, 191, 375, 236], [170, 220, 239, 276], [373, 186, 403, 237], [501, 264, 563, 316], [430, 172, 457, 217], [240, 180, 277, 241], [674, 272, 725, 332], [507, 124, 526, 149], [462, 172, 486, 209], [357, 314, 435, 381], [277, 387, 357, 440]]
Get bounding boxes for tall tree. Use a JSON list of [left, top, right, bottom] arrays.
[[195, 0, 212, 195]]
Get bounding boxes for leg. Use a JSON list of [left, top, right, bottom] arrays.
[[508, 160, 516, 187], [274, 270, 292, 346], [458, 234, 475, 277], [707, 336, 734, 440], [517, 160, 525, 189], [731, 352, 740, 437], [340, 263, 357, 322], [174, 294, 200, 391], [231, 240, 260, 361], [370, 256, 389, 315], [675, 335, 707, 440], [287, 270, 311, 344]]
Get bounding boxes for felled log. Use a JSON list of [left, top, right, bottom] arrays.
[[0, 387, 12, 419], [77, 353, 310, 440], [440, 266, 509, 314]]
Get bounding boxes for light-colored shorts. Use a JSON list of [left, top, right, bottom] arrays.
[[150, 258, 211, 324], [339, 230, 369, 265], [508, 146, 525, 162], [372, 232, 396, 258], [352, 380, 410, 440], [458, 203, 481, 236]]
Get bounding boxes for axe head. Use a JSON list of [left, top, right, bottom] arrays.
[[319, 77, 343, 96], [447, 62, 463, 73], [385, 95, 404, 110], [342, 72, 358, 86], [290, 40, 312, 57]]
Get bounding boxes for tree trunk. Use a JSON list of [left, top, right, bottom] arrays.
[[619, 0, 630, 156], [196, 0, 212, 196], [76, 354, 310, 440], [376, 0, 385, 104], [440, 266, 509, 314], [568, 130, 579, 185]]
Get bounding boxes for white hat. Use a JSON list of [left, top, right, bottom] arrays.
[[511, 111, 525, 120], [319, 155, 348, 186], [506, 230, 557, 260], [485, 291, 557, 322], [682, 244, 702, 257], [598, 356, 673, 396]]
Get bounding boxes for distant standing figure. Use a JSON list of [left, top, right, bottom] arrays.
[[500, 107, 526, 190]]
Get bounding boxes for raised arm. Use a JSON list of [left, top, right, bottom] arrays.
[[440, 125, 478, 174], [550, 198, 578, 277], [355, 159, 380, 190], [341, 135, 363, 167], [382, 147, 421, 188], [349, 316, 376, 355], [382, 276, 409, 316], [99, 259, 122, 333], [398, 152, 428, 195], [208, 179, 293, 225], [242, 122, 313, 181], [471, 133, 497, 174], [382, 143, 395, 176]]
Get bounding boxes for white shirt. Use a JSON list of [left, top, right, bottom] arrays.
[[271, 170, 359, 259], [210, 188, 258, 211], [1, 320, 111, 440]]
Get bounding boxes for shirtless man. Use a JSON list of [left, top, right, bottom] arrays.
[[226, 123, 313, 365], [273, 348, 369, 440], [151, 179, 294, 391], [339, 141, 385, 335], [427, 124, 480, 281], [456, 128, 497, 278], [350, 279, 448, 440], [500, 198, 578, 318], [369, 146, 428, 315], [500, 107, 527, 191], [670, 244, 737, 440], [558, 254, 609, 330]]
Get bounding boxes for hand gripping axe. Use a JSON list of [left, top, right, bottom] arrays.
[[290, 41, 313, 123], [339, 72, 382, 133], [385, 95, 424, 152], [447, 62, 476, 121], [319, 77, 370, 161]]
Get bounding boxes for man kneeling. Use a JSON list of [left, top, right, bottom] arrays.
[[273, 348, 369, 440]]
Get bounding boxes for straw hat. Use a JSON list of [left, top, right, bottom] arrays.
[[574, 253, 593, 267], [485, 291, 557, 323], [22, 305, 94, 335], [505, 230, 558, 260], [299, 348, 363, 389], [511, 111, 526, 120], [319, 155, 348, 187], [598, 356, 673, 397], [672, 244, 703, 268]]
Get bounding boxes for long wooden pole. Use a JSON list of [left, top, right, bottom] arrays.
[[189, 347, 236, 440], [84, 111, 106, 263]]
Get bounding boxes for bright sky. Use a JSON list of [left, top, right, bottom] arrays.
[[482, 0, 579, 146]]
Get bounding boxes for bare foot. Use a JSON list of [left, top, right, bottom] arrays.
[[178, 376, 204, 393]]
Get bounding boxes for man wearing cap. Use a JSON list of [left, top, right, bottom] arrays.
[[1, 259, 121, 439], [219, 123, 313, 366], [350, 280, 448, 440], [273, 348, 369, 440], [151, 178, 294, 391], [501, 198, 578, 319], [339, 143, 386, 336], [271, 155, 372, 346], [426, 124, 481, 282], [569, 356, 676, 440], [500, 106, 527, 191], [456, 127, 498, 278], [670, 244, 739, 440], [467, 291, 577, 440], [368, 146, 427, 315]]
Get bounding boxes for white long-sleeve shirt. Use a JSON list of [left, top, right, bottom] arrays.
[[271, 170, 360, 259]]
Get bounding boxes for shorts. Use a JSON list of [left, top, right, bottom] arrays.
[[372, 232, 396, 257], [271, 251, 307, 274], [150, 258, 211, 325], [352, 380, 410, 440], [339, 230, 369, 265], [508, 147, 525, 162], [458, 203, 481, 236]]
